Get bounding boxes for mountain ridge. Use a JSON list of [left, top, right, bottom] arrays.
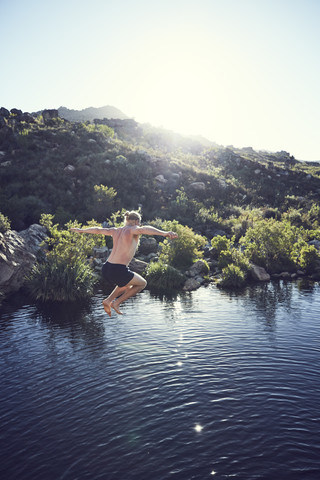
[[58, 105, 129, 122]]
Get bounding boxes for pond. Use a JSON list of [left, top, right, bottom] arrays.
[[1, 280, 320, 480]]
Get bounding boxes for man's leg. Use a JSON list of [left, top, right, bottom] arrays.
[[102, 285, 129, 316], [111, 273, 147, 314]]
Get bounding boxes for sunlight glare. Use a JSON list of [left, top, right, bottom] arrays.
[[194, 424, 203, 432]]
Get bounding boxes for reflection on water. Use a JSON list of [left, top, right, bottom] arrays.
[[1, 281, 320, 480]]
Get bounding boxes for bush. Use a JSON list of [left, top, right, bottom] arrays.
[[26, 256, 97, 302], [219, 264, 246, 288], [158, 220, 206, 269], [26, 214, 103, 302], [0, 212, 11, 233], [240, 218, 304, 273], [145, 261, 186, 291], [299, 245, 320, 274], [210, 235, 232, 259]]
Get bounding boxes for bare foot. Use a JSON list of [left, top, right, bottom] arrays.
[[102, 300, 112, 317], [111, 301, 123, 315]]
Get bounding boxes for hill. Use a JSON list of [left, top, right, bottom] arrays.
[[58, 105, 129, 122], [1, 106, 320, 236]]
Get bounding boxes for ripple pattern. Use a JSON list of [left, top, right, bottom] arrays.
[[0, 282, 320, 480]]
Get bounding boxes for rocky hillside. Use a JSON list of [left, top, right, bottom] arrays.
[[1, 106, 320, 233]]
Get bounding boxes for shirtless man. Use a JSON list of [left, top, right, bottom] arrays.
[[70, 211, 178, 316]]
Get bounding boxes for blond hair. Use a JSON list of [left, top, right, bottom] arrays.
[[124, 210, 141, 222]]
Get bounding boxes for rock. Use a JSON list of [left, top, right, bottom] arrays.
[[279, 272, 291, 279], [309, 239, 320, 249], [10, 108, 22, 116], [20, 113, 36, 123], [190, 181, 205, 191], [19, 224, 48, 255], [138, 236, 158, 255], [211, 229, 227, 238], [129, 258, 148, 274], [64, 164, 75, 173], [171, 173, 180, 181], [155, 174, 167, 184], [0, 230, 36, 297], [218, 179, 227, 188], [250, 264, 270, 281], [0, 107, 10, 117], [183, 277, 202, 291], [42, 109, 59, 123], [185, 260, 208, 277], [93, 246, 109, 259]]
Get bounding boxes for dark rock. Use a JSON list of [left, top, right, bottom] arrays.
[[42, 109, 59, 123], [250, 264, 270, 281], [138, 237, 158, 255], [0, 107, 10, 117], [190, 181, 205, 191], [19, 224, 48, 255], [129, 258, 148, 274], [10, 108, 22, 116], [185, 260, 208, 277], [20, 113, 36, 123], [0, 230, 36, 297], [183, 276, 203, 291]]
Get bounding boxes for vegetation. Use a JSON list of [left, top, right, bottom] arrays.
[[157, 220, 206, 270], [2, 107, 320, 295], [145, 261, 186, 291], [26, 214, 104, 302], [0, 212, 11, 233]]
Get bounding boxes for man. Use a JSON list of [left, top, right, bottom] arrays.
[[70, 211, 178, 316]]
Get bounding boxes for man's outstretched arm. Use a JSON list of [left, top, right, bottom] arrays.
[[70, 227, 116, 236], [135, 226, 178, 239]]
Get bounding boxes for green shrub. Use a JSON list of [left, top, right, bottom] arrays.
[[26, 256, 97, 302], [299, 245, 320, 274], [219, 264, 246, 288], [158, 220, 206, 269], [240, 218, 304, 273], [210, 235, 232, 259], [0, 212, 11, 233], [26, 214, 103, 302], [145, 261, 186, 291]]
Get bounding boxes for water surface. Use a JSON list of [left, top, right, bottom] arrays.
[[1, 280, 320, 479]]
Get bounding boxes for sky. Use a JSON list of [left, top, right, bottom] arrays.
[[1, 0, 320, 160]]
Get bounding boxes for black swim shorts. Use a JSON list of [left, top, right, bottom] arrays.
[[101, 261, 135, 287]]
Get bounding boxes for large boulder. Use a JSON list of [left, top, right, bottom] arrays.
[[250, 264, 270, 282], [19, 224, 47, 254], [0, 231, 36, 297], [0, 225, 48, 302], [183, 276, 204, 291], [129, 258, 148, 275], [138, 237, 158, 255], [190, 182, 205, 191], [185, 260, 208, 277]]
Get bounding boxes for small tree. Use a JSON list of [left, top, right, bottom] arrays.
[[0, 212, 11, 233]]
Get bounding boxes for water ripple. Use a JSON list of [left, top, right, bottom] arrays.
[[1, 283, 320, 479]]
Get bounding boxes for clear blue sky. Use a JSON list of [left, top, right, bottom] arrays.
[[1, 0, 320, 160]]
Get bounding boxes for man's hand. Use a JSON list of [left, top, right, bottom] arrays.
[[70, 228, 81, 233], [166, 231, 178, 239]]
